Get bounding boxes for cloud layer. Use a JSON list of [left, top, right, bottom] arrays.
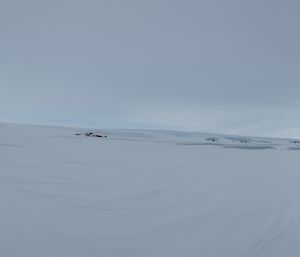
[[1, 0, 300, 137]]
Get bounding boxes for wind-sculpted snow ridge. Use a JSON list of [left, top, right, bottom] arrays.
[[102, 128, 300, 151], [1, 123, 300, 257]]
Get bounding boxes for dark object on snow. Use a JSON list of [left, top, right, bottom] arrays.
[[93, 134, 105, 138], [75, 132, 107, 138], [206, 137, 218, 142], [292, 140, 300, 144], [240, 139, 250, 143]]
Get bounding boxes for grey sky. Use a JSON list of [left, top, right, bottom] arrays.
[[1, 0, 300, 137]]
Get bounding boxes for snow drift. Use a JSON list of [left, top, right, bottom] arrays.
[[1, 123, 300, 257]]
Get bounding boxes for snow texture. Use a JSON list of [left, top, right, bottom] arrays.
[[1, 123, 300, 257]]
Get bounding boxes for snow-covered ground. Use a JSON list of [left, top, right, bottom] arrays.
[[1, 123, 300, 257]]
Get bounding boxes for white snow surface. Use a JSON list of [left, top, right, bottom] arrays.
[[1, 123, 300, 257]]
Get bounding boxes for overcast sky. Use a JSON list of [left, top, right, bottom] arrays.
[[1, 0, 300, 137]]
